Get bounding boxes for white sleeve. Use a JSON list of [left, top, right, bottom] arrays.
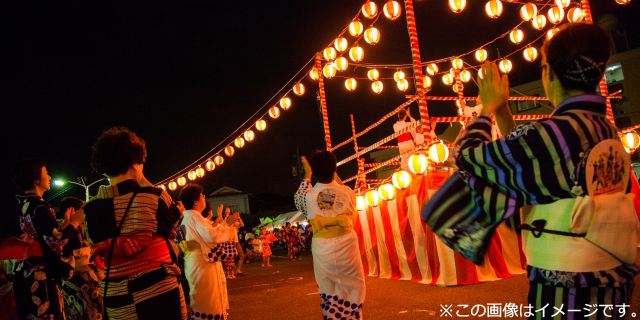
[[193, 217, 229, 246]]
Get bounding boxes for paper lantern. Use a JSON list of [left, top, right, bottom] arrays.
[[425, 63, 438, 76], [392, 171, 412, 190], [349, 46, 364, 62], [422, 75, 432, 89], [394, 70, 405, 82], [523, 47, 538, 62], [364, 27, 380, 45], [460, 70, 471, 82], [520, 3, 537, 21], [622, 132, 640, 150], [334, 37, 348, 53], [397, 79, 409, 91], [255, 119, 267, 131], [485, 0, 503, 19], [269, 106, 281, 119], [224, 145, 235, 157], [532, 14, 547, 30], [293, 83, 305, 96], [349, 20, 364, 37], [323, 63, 337, 79], [323, 47, 337, 61], [452, 83, 464, 92], [555, 0, 570, 9], [451, 58, 464, 69], [196, 167, 205, 178], [442, 74, 453, 85], [334, 57, 349, 72], [188, 170, 197, 180], [365, 190, 379, 207], [177, 176, 187, 186], [159, 184, 166, 191], [244, 130, 255, 142], [547, 6, 564, 24], [546, 28, 559, 40], [280, 97, 291, 110], [214, 155, 224, 166], [362, 1, 378, 19], [615, 0, 631, 4], [309, 67, 320, 80], [378, 183, 396, 200], [499, 59, 513, 73], [169, 181, 178, 191], [205, 159, 215, 171], [383, 1, 402, 20], [234, 137, 245, 149], [345, 78, 358, 91], [449, 0, 466, 13], [408, 153, 428, 174], [356, 195, 366, 210], [429, 142, 450, 163], [372, 81, 384, 94], [567, 7, 584, 23], [475, 49, 488, 62], [510, 29, 524, 44], [367, 69, 380, 81]]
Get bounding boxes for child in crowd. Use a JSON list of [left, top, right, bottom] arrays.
[[289, 225, 300, 261], [259, 228, 277, 268]]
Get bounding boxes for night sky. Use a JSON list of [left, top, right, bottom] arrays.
[[3, 1, 639, 209]]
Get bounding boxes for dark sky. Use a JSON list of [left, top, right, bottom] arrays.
[[3, 1, 639, 208]]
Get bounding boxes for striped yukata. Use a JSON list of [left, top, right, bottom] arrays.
[[423, 95, 638, 319]]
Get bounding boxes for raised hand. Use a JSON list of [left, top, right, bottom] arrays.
[[478, 61, 509, 115], [301, 156, 312, 180]]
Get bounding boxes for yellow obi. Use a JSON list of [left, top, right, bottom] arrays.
[[178, 240, 201, 256], [311, 214, 354, 239]]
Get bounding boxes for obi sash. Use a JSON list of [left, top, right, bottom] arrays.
[[178, 240, 201, 256], [311, 214, 353, 239], [397, 132, 412, 143]]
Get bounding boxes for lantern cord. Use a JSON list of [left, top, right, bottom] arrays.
[[155, 54, 317, 185]]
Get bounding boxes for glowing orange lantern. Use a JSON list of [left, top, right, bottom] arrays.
[[169, 181, 177, 190], [309, 67, 319, 80], [323, 47, 336, 61], [224, 145, 235, 157], [429, 142, 449, 163], [622, 132, 640, 150], [280, 97, 291, 110], [485, 0, 503, 19], [345, 78, 357, 91], [372, 81, 383, 94], [394, 70, 405, 82], [205, 159, 215, 171], [442, 73, 453, 85], [334, 57, 349, 72], [334, 37, 348, 53], [523, 47, 538, 62], [349, 20, 364, 37], [188, 170, 197, 181], [426, 63, 438, 76], [234, 137, 245, 149], [366, 190, 379, 206], [460, 70, 471, 82], [555, 0, 570, 9], [255, 119, 267, 131], [449, 0, 466, 13], [451, 58, 463, 69], [214, 155, 224, 166], [367, 69, 380, 81], [159, 184, 166, 191], [567, 7, 584, 23], [532, 14, 547, 30], [520, 3, 537, 21], [615, 0, 631, 4], [408, 153, 428, 174], [364, 27, 380, 45], [392, 171, 412, 190], [196, 167, 205, 178], [475, 49, 488, 62], [323, 63, 337, 79], [244, 130, 255, 142], [362, 1, 378, 19], [269, 106, 280, 119], [548, 6, 564, 24], [452, 83, 464, 92], [356, 195, 366, 210], [378, 183, 396, 200], [293, 83, 305, 96], [397, 79, 409, 91], [510, 29, 524, 44], [383, 1, 402, 20], [349, 46, 364, 62], [546, 28, 559, 40], [499, 59, 513, 73], [177, 176, 187, 186], [422, 75, 432, 89]]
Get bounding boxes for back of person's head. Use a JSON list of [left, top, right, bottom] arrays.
[[59, 197, 83, 219], [542, 23, 611, 93], [179, 183, 204, 210], [91, 127, 147, 177], [201, 201, 212, 218], [310, 150, 337, 184], [398, 109, 407, 120], [12, 159, 46, 192]]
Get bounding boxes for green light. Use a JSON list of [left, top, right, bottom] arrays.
[[54, 180, 65, 186]]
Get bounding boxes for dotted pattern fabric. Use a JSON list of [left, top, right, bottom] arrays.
[[319, 292, 363, 320]]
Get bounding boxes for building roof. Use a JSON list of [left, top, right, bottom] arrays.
[[208, 186, 246, 197]]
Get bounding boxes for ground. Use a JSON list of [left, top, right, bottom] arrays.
[[227, 247, 640, 319]]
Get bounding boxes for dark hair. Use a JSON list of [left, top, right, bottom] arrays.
[[542, 23, 611, 93], [91, 127, 147, 177], [201, 201, 212, 218], [59, 197, 83, 219], [179, 183, 203, 210], [310, 150, 336, 183], [12, 159, 46, 192], [398, 109, 407, 120]]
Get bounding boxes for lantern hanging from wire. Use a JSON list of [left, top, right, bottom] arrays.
[[356, 195, 366, 210], [499, 59, 513, 73], [255, 119, 267, 131], [234, 137, 245, 149], [364, 27, 380, 45], [485, 0, 503, 19], [523, 47, 538, 62], [349, 46, 364, 63], [392, 171, 412, 190], [378, 183, 396, 200], [365, 190, 379, 207], [372, 81, 384, 94], [615, 0, 631, 4], [555, 0, 570, 9], [280, 97, 291, 110], [547, 6, 564, 24], [397, 79, 409, 91], [293, 83, 305, 96], [362, 1, 378, 19], [367, 69, 380, 81], [214, 155, 224, 166], [334, 37, 348, 53], [188, 170, 197, 181], [520, 3, 537, 21], [475, 49, 487, 62], [567, 7, 584, 23], [269, 106, 280, 119], [449, 0, 466, 13], [429, 142, 449, 164], [323, 47, 337, 61], [309, 67, 320, 80], [394, 70, 405, 82], [452, 58, 464, 69], [224, 145, 235, 157], [546, 28, 559, 40], [422, 75, 432, 89], [205, 159, 215, 171], [334, 57, 349, 72], [196, 167, 205, 178], [383, 1, 402, 20], [408, 153, 428, 175], [622, 132, 640, 151], [244, 130, 255, 142], [177, 176, 187, 186], [452, 83, 464, 92], [532, 14, 547, 30], [460, 70, 471, 82], [442, 73, 453, 86], [323, 63, 337, 79], [169, 181, 178, 191], [510, 28, 524, 44], [345, 78, 358, 91], [425, 63, 438, 76], [349, 20, 364, 37]]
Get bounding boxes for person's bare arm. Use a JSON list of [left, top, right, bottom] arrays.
[[494, 104, 516, 136]]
